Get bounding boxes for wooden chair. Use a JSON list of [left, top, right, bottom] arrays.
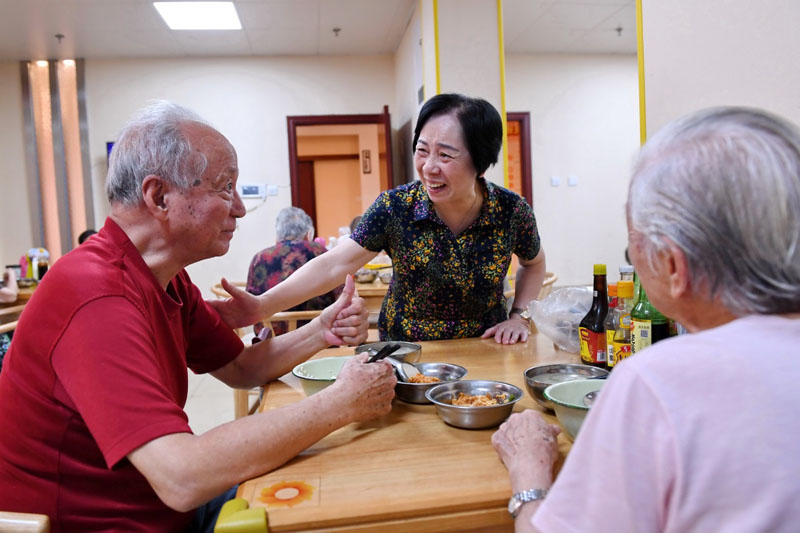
[[0, 320, 17, 335], [504, 272, 558, 334], [0, 511, 50, 532]]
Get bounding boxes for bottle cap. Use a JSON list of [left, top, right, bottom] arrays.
[[608, 283, 617, 297], [618, 280, 634, 297], [593, 264, 607, 275], [619, 265, 634, 273]]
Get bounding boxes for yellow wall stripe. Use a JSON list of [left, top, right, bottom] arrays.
[[497, 0, 509, 187], [636, 0, 647, 144], [433, 0, 441, 95]]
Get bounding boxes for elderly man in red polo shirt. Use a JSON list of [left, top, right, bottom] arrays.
[[0, 101, 396, 532]]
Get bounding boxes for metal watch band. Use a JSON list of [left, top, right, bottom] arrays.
[[508, 488, 548, 518]]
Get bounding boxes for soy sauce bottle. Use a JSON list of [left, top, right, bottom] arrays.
[[579, 264, 608, 368]]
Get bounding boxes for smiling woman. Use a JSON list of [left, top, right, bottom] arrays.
[[215, 93, 548, 346]]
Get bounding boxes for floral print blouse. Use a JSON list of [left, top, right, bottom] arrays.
[[246, 240, 340, 336], [351, 178, 540, 341]]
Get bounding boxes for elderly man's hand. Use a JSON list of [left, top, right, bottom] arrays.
[[330, 353, 396, 423], [206, 278, 263, 329], [492, 410, 561, 489], [319, 275, 369, 346]]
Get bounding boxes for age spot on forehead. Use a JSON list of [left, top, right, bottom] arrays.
[[192, 179, 202, 187]]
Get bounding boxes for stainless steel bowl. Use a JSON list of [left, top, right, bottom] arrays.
[[425, 380, 523, 429], [523, 364, 608, 411], [354, 268, 377, 283], [378, 270, 393, 284], [394, 363, 467, 404], [355, 341, 422, 363]]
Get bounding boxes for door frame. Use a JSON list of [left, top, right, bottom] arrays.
[[507, 111, 533, 205], [286, 107, 394, 209]]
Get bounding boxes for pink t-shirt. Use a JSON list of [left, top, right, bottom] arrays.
[[0, 218, 244, 532], [534, 314, 800, 533]]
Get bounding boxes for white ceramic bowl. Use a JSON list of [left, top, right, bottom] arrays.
[[543, 379, 605, 440], [292, 356, 353, 396]]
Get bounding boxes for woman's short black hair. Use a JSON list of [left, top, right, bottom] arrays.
[[412, 93, 503, 177]]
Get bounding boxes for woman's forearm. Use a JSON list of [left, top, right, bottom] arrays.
[[513, 249, 547, 311], [257, 239, 377, 317]]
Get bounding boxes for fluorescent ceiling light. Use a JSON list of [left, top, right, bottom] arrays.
[[153, 2, 242, 30]]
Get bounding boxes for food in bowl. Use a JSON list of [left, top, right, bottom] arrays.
[[543, 379, 605, 440], [408, 374, 439, 384], [354, 267, 378, 283], [426, 380, 522, 429], [451, 392, 508, 406], [292, 356, 352, 396], [394, 362, 466, 404], [524, 363, 608, 410]]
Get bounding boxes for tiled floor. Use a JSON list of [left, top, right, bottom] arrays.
[[184, 370, 236, 435]]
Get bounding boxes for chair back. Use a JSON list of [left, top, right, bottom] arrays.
[[538, 272, 558, 300], [262, 310, 323, 335]]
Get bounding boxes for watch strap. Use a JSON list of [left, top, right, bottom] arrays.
[[509, 488, 548, 518]]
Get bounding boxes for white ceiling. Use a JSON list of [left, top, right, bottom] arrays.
[[0, 0, 636, 62]]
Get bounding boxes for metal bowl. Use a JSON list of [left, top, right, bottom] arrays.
[[378, 270, 393, 284], [354, 268, 378, 283], [355, 341, 422, 364], [394, 363, 467, 404], [425, 380, 523, 429], [524, 364, 608, 411]]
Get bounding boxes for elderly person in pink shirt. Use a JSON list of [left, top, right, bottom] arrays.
[[493, 107, 800, 532]]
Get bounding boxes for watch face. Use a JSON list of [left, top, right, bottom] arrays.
[[508, 496, 522, 517]]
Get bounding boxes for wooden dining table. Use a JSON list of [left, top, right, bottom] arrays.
[[237, 334, 578, 532], [353, 279, 388, 314]]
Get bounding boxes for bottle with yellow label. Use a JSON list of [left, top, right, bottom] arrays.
[[579, 264, 609, 368], [610, 280, 634, 368], [604, 283, 618, 365]]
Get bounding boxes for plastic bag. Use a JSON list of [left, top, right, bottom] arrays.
[[530, 286, 592, 353]]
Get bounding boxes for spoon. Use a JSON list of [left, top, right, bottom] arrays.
[[583, 390, 599, 407], [385, 356, 421, 382]]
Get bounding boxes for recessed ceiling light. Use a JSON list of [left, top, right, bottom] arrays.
[[62, 59, 75, 67], [153, 2, 242, 30], [36, 60, 48, 67]]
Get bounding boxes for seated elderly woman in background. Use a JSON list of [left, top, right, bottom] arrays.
[[214, 93, 547, 344], [247, 206, 341, 337], [492, 107, 800, 531]]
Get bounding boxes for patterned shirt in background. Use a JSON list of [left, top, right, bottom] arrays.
[[247, 240, 341, 336], [351, 178, 540, 341]]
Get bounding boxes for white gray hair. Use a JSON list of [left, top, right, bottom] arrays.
[[629, 107, 800, 315], [106, 101, 209, 206], [276, 206, 314, 241]]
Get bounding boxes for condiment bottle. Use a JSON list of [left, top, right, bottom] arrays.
[[579, 264, 608, 368], [604, 283, 618, 365], [630, 280, 669, 354], [610, 280, 634, 368]]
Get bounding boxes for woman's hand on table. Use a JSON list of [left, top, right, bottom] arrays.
[[330, 353, 396, 423], [481, 316, 530, 344], [207, 277, 264, 329], [492, 410, 560, 491]]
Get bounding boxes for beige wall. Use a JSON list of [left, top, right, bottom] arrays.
[[84, 55, 394, 296], [506, 53, 639, 287], [313, 159, 362, 241], [0, 62, 33, 266], [643, 0, 800, 135]]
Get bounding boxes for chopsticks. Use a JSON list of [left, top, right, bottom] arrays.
[[366, 343, 402, 363]]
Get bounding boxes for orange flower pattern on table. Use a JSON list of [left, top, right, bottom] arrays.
[[351, 178, 540, 341], [259, 480, 314, 508]]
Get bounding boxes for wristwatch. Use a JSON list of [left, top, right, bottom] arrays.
[[509, 306, 531, 323], [508, 488, 548, 518]]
